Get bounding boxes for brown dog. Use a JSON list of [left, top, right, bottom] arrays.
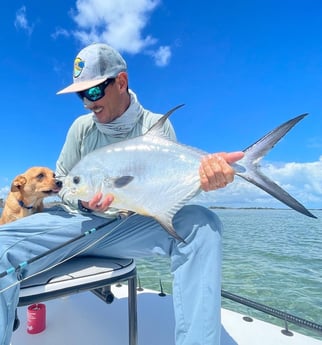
[[0, 167, 62, 225]]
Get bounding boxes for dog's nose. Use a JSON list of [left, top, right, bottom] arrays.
[[55, 180, 63, 188]]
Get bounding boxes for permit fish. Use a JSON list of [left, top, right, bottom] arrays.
[[61, 105, 316, 241]]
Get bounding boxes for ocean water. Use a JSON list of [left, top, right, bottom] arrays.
[[135, 208, 322, 338], [1, 208, 321, 337]]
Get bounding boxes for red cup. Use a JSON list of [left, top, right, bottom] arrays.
[[27, 303, 46, 334]]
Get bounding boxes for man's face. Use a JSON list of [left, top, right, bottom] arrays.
[[78, 72, 129, 124]]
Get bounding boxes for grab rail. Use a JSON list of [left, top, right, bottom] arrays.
[[221, 289, 322, 336]]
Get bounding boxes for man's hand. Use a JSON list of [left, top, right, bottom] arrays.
[[81, 192, 114, 212], [199, 151, 244, 192]]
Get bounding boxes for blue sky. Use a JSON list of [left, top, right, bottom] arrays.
[[0, 0, 321, 211]]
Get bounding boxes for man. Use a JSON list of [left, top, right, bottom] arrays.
[[0, 43, 244, 345]]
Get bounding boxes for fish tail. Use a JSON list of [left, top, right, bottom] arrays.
[[234, 114, 317, 219]]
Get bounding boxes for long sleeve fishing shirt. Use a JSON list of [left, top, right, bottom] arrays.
[[56, 90, 176, 218]]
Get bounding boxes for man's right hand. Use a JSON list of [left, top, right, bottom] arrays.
[[81, 192, 114, 212]]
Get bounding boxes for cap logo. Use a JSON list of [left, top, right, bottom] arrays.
[[73, 57, 85, 78]]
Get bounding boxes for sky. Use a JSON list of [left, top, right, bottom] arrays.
[[0, 0, 321, 211]]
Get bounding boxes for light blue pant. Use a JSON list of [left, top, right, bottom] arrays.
[[0, 204, 222, 345]]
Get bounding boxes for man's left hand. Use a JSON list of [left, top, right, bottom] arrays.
[[199, 151, 244, 192]]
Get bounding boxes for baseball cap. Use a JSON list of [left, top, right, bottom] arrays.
[[57, 43, 127, 94]]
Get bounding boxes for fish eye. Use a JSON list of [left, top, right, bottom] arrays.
[[73, 176, 80, 184]]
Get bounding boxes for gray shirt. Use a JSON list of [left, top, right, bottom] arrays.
[[56, 90, 176, 215]]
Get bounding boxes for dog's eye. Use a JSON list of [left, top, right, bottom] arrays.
[[37, 173, 45, 180], [73, 176, 80, 185]]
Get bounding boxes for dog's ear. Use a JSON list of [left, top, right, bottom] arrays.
[[11, 175, 27, 192]]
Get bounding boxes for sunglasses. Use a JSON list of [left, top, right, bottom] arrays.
[[77, 78, 115, 102]]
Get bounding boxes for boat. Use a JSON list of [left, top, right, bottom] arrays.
[[11, 282, 322, 345]]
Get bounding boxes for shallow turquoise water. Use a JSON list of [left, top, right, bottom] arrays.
[[135, 208, 322, 338]]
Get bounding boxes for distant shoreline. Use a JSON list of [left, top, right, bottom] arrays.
[[0, 200, 62, 209], [209, 206, 322, 211], [0, 199, 320, 211]]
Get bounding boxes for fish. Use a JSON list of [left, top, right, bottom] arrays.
[[61, 105, 317, 242]]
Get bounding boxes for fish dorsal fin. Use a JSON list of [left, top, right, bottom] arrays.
[[146, 104, 185, 137]]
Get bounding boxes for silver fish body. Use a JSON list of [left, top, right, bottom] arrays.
[[62, 105, 316, 241]]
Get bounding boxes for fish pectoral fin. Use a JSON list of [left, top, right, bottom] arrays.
[[112, 176, 134, 188]]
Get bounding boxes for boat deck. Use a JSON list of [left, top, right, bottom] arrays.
[[11, 284, 322, 345]]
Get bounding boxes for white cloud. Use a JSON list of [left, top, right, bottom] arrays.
[[51, 27, 70, 40], [149, 45, 172, 66], [0, 186, 10, 201], [68, 0, 171, 66], [14, 6, 34, 35]]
